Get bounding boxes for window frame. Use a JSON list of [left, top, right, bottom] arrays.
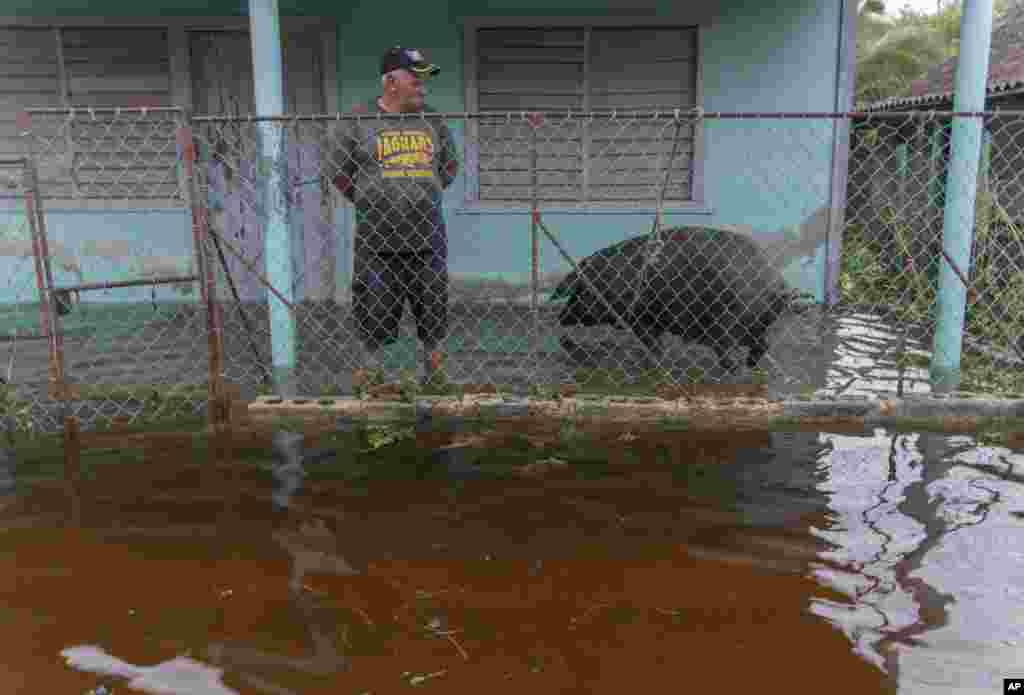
[[0, 15, 339, 210], [461, 15, 707, 215]]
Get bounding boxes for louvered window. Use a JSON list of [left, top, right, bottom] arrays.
[[471, 25, 699, 206], [0, 25, 176, 202]]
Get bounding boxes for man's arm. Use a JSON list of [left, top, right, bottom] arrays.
[[330, 104, 369, 201]]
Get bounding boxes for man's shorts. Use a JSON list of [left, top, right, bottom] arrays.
[[352, 249, 448, 350]]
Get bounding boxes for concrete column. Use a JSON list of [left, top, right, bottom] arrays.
[[930, 0, 994, 392], [249, 0, 297, 396]]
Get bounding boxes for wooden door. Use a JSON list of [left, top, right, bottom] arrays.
[[189, 27, 334, 303]]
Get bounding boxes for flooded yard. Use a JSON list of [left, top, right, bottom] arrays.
[[1, 419, 1023, 694]]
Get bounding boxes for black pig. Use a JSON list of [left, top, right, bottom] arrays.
[[550, 226, 800, 372]]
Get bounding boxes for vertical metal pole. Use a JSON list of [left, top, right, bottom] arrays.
[[21, 125, 69, 405], [530, 122, 539, 321], [23, 163, 54, 372], [179, 120, 227, 431], [250, 0, 296, 397], [204, 206, 228, 428], [929, 0, 994, 392], [182, 129, 223, 428]]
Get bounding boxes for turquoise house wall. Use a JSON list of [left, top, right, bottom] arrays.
[[0, 0, 849, 306], [0, 207, 195, 305], [334, 0, 846, 302]]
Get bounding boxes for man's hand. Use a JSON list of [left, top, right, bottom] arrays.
[[443, 159, 458, 188], [332, 173, 355, 200]]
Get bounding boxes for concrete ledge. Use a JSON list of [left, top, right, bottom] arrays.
[[246, 393, 1024, 431]]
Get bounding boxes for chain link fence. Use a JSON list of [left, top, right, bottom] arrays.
[[0, 156, 56, 437], [10, 108, 1024, 434], [188, 110, 834, 400], [12, 108, 218, 434], [846, 111, 1024, 396]]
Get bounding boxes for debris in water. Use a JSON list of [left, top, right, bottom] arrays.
[[520, 457, 569, 477], [408, 669, 447, 686]]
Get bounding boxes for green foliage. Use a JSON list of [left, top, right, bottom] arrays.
[[838, 179, 1024, 395], [572, 367, 678, 395], [855, 0, 1013, 105], [359, 423, 415, 452], [0, 383, 34, 445]]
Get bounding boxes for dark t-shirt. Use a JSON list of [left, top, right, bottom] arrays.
[[330, 99, 458, 257]]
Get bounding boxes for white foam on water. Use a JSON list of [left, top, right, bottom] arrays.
[[61, 645, 240, 695]]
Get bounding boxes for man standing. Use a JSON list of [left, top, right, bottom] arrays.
[[330, 46, 458, 386]]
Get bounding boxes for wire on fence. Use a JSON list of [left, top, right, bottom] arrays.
[[7, 108, 1024, 433]]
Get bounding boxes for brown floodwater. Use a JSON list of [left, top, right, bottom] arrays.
[[1, 420, 1022, 694]]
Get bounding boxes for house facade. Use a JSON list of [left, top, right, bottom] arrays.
[[0, 0, 858, 312]]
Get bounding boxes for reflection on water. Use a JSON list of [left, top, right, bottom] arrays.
[[823, 312, 933, 398], [62, 645, 237, 695], [811, 430, 1024, 694], [0, 421, 1021, 693]]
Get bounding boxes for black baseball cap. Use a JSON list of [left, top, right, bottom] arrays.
[[380, 46, 440, 77]]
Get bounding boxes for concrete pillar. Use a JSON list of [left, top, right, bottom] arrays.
[[249, 0, 297, 396], [929, 0, 994, 392]]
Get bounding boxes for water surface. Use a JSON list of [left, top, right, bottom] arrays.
[[1, 422, 1021, 694]]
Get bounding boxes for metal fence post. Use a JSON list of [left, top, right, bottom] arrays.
[[930, 0, 995, 392], [249, 0, 297, 398], [20, 120, 69, 407], [530, 116, 540, 327], [22, 161, 56, 384], [178, 118, 228, 430]]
